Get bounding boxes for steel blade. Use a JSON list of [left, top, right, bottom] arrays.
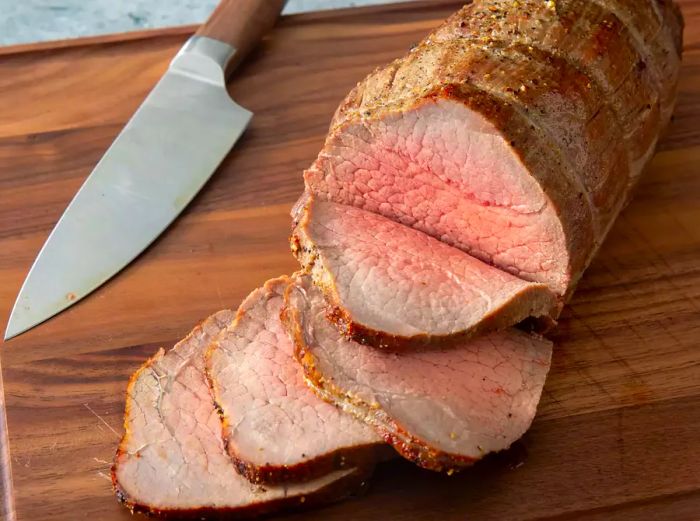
[[5, 37, 251, 340]]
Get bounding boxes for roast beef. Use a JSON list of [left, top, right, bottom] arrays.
[[206, 277, 382, 484], [114, 0, 685, 514], [283, 275, 553, 472], [304, 0, 683, 298], [291, 196, 556, 349], [113, 310, 373, 516]]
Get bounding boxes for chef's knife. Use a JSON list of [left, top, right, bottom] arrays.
[[4, 0, 286, 340]]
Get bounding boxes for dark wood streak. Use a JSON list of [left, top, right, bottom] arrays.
[[0, 1, 699, 519], [0, 362, 16, 521]]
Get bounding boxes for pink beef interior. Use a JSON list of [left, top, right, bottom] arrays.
[[113, 310, 359, 512], [289, 276, 554, 461], [206, 277, 380, 473], [305, 98, 569, 294], [295, 198, 556, 340]]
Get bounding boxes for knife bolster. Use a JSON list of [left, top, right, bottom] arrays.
[[171, 37, 237, 86]]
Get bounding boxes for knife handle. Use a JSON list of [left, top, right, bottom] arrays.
[[196, 0, 286, 77]]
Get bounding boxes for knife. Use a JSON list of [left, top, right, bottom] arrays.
[[4, 0, 287, 340]]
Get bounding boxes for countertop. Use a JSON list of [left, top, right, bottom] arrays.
[[0, 0, 410, 46]]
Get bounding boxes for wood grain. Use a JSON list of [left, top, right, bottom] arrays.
[[0, 1, 699, 519]]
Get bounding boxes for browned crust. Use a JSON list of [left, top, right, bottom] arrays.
[[290, 196, 558, 350], [302, 367, 477, 473], [204, 276, 381, 485], [430, 0, 666, 160], [222, 431, 381, 485], [669, 1, 685, 55], [323, 299, 555, 352], [332, 0, 679, 167], [114, 462, 374, 519], [281, 281, 483, 474]]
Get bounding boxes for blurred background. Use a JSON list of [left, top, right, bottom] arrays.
[[0, 0, 409, 46]]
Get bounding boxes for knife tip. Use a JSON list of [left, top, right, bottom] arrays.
[[3, 320, 23, 341], [3, 327, 19, 342], [3, 306, 33, 341]]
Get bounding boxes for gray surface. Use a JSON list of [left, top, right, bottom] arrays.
[[0, 0, 408, 46]]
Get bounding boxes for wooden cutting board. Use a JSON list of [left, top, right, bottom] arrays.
[[1, 1, 699, 519]]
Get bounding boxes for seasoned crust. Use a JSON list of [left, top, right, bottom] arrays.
[[222, 443, 380, 486], [115, 463, 373, 520]]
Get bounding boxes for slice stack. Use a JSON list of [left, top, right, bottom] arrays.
[[112, 310, 374, 517]]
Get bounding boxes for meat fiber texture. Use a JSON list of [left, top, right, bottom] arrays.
[[283, 275, 553, 472], [291, 196, 557, 349], [206, 277, 382, 484], [304, 0, 683, 300], [113, 310, 373, 517]]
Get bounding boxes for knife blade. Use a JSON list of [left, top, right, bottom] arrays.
[[5, 0, 286, 340]]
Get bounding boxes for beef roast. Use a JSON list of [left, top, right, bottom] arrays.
[[206, 277, 382, 484], [113, 310, 373, 516], [114, 0, 685, 513], [304, 0, 683, 298], [283, 275, 553, 472], [291, 196, 556, 349]]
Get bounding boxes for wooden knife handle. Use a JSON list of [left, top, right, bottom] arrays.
[[196, 0, 286, 77]]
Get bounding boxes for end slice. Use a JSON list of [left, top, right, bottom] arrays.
[[113, 310, 373, 517], [206, 277, 382, 484], [291, 197, 556, 349], [283, 275, 553, 472]]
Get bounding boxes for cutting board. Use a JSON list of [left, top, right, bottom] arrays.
[[1, 1, 699, 519]]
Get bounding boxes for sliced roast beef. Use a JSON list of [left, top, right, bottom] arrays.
[[206, 277, 382, 484], [291, 196, 556, 349], [113, 310, 373, 516], [283, 275, 553, 472], [304, 0, 682, 298]]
